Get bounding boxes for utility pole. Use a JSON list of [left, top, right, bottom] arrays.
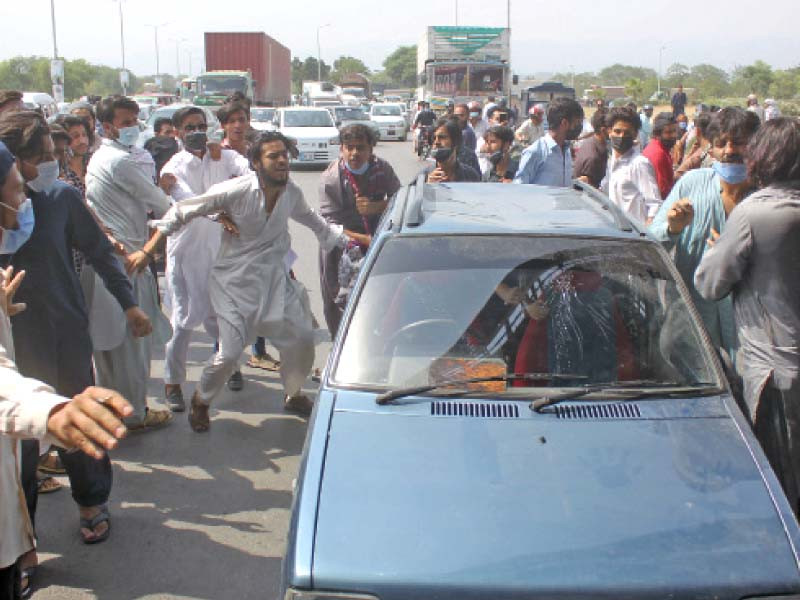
[[146, 22, 170, 88], [455, 0, 459, 25], [115, 0, 127, 95], [507, 0, 510, 29], [50, 0, 58, 58], [170, 38, 187, 78], [657, 45, 666, 98], [316, 24, 330, 81]]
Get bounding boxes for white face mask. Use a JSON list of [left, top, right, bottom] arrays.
[[117, 125, 140, 147], [26, 160, 59, 193]]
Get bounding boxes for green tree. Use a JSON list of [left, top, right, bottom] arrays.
[[550, 71, 597, 96], [624, 78, 645, 103], [330, 56, 370, 84], [383, 45, 417, 88], [768, 69, 799, 99], [732, 60, 773, 96], [687, 64, 730, 99], [289, 56, 332, 94], [597, 64, 657, 86], [664, 63, 690, 88]]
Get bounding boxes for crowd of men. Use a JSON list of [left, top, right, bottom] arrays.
[[0, 84, 798, 599]]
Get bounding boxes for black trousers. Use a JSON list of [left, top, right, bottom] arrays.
[[12, 319, 112, 529], [0, 561, 20, 600]]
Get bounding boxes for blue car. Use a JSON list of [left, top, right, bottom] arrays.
[[282, 180, 800, 600]]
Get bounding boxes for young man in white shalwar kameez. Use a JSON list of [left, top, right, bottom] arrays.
[[153, 132, 367, 432], [160, 106, 251, 412]]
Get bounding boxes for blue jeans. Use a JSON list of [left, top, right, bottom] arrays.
[[253, 337, 266, 356]]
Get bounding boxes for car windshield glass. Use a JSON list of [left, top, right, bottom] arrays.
[[146, 108, 179, 127], [198, 76, 246, 95], [333, 236, 719, 393], [283, 111, 334, 127], [336, 108, 367, 120], [251, 108, 275, 122], [372, 105, 402, 116]]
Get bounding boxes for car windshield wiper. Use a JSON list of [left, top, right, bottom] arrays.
[[374, 373, 588, 405], [530, 382, 724, 412]]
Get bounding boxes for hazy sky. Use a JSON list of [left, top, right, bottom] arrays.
[[2, 0, 797, 78]]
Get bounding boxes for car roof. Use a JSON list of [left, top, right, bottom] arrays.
[[391, 180, 649, 240], [279, 106, 330, 112]]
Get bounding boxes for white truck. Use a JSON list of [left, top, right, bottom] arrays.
[[416, 26, 511, 105], [302, 81, 342, 108]]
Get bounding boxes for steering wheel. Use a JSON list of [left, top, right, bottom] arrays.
[[384, 318, 458, 354]]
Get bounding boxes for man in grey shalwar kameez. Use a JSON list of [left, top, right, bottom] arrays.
[[153, 132, 351, 431], [695, 117, 800, 515], [86, 96, 173, 429]]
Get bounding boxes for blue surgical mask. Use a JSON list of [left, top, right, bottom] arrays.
[[344, 160, 369, 176], [0, 198, 35, 254], [117, 125, 140, 147], [713, 161, 748, 185], [679, 121, 688, 130], [26, 160, 59, 193]]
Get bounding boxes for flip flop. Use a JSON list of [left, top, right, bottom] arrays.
[[37, 452, 66, 474], [20, 566, 36, 599], [80, 505, 111, 545], [37, 475, 62, 494]]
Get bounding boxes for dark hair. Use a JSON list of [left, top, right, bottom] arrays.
[[454, 103, 469, 113], [225, 91, 251, 107], [154, 117, 173, 135], [0, 110, 51, 159], [248, 131, 298, 167], [605, 107, 641, 132], [434, 117, 462, 148], [48, 123, 70, 144], [652, 112, 677, 137], [746, 118, 800, 188], [693, 112, 713, 138], [339, 123, 377, 147], [96, 95, 139, 124], [172, 106, 206, 129], [217, 101, 250, 125], [626, 102, 637, 112], [546, 98, 584, 131], [0, 90, 23, 110], [485, 125, 514, 145], [56, 114, 94, 146], [705, 107, 760, 145], [591, 107, 608, 132]]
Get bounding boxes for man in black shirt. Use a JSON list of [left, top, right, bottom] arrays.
[[671, 84, 688, 117], [573, 107, 609, 188]]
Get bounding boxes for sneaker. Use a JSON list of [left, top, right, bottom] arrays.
[[284, 393, 313, 415], [246, 353, 281, 371], [165, 386, 185, 412], [227, 370, 244, 391], [128, 408, 173, 433]]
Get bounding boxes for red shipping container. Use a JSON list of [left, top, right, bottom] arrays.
[[204, 32, 291, 106]]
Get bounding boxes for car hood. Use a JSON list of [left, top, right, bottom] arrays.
[[312, 400, 800, 598], [280, 126, 337, 139], [370, 115, 404, 123]]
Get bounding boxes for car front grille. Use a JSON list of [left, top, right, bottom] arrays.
[[431, 401, 520, 418]]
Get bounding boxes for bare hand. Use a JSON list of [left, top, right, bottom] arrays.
[[707, 227, 720, 248], [216, 212, 239, 236], [46, 387, 133, 460], [427, 167, 449, 183], [0, 266, 26, 317], [159, 173, 176, 194], [124, 250, 150, 275], [667, 198, 695, 235], [495, 283, 526, 305], [207, 142, 222, 161], [125, 306, 153, 337], [525, 298, 550, 321]]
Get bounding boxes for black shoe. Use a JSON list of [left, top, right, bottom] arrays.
[[165, 386, 186, 412], [227, 370, 244, 392]]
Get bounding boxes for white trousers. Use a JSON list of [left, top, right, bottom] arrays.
[[164, 316, 219, 385]]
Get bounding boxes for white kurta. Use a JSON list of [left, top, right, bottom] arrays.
[[161, 149, 251, 330], [601, 148, 662, 223], [152, 174, 346, 401]]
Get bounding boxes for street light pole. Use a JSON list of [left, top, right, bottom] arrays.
[[50, 0, 58, 58], [657, 45, 666, 98], [170, 38, 187, 78], [316, 24, 330, 81], [146, 22, 170, 88], [569, 64, 575, 90], [455, 0, 458, 26], [115, 0, 127, 94]]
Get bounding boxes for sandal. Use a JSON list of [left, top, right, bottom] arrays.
[[20, 566, 36, 599], [38, 451, 66, 474], [80, 504, 111, 545], [37, 475, 62, 494], [246, 352, 281, 371], [188, 396, 210, 433], [127, 408, 173, 433]]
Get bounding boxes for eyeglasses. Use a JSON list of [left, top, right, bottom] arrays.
[[183, 123, 208, 132]]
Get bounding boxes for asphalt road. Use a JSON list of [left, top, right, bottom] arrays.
[[31, 139, 424, 600]]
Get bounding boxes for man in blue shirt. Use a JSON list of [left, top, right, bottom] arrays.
[[514, 97, 584, 187]]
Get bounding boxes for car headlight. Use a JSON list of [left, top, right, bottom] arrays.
[[328, 137, 340, 145], [284, 590, 379, 600]]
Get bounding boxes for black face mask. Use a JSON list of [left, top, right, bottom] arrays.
[[610, 135, 635, 154], [183, 131, 208, 152], [432, 147, 454, 163], [489, 150, 505, 166], [660, 137, 677, 151], [567, 122, 584, 140]]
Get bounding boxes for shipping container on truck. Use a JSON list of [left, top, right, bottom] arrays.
[[416, 26, 511, 104], [202, 31, 291, 106]]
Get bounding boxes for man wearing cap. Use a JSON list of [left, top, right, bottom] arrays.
[[515, 104, 545, 147], [747, 94, 765, 121], [639, 104, 654, 146]]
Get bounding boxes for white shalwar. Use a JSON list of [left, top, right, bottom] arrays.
[[153, 174, 347, 404], [160, 149, 251, 384]]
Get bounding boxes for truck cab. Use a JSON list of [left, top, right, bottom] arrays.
[[194, 70, 255, 106]]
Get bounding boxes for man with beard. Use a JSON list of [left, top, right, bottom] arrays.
[[159, 106, 251, 411], [513, 97, 584, 186], [649, 107, 760, 353], [152, 132, 356, 431], [642, 112, 679, 199]]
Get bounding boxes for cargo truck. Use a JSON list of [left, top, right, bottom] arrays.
[[198, 31, 291, 107], [417, 26, 511, 104]]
